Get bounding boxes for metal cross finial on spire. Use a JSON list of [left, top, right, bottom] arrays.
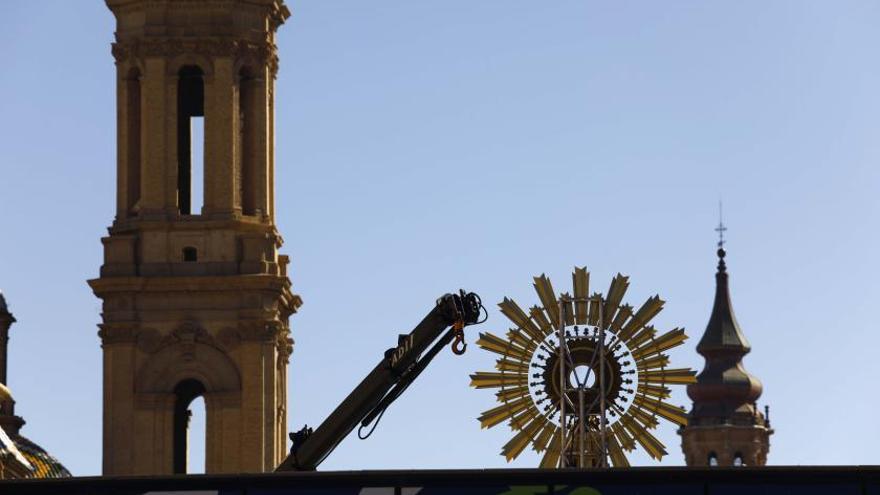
[[715, 201, 727, 249]]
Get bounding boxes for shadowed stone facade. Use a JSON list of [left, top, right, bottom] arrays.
[[89, 0, 301, 475]]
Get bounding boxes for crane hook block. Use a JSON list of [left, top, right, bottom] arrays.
[[451, 320, 467, 355]]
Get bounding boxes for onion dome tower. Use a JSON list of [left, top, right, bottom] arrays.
[[679, 227, 772, 467], [0, 292, 71, 478]]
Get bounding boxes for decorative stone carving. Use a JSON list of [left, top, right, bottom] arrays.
[[277, 334, 294, 364], [111, 39, 280, 76], [216, 326, 242, 351], [135, 342, 242, 394], [98, 323, 138, 345]]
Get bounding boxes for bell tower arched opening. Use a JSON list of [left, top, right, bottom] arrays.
[[172, 379, 206, 474], [177, 65, 205, 216]]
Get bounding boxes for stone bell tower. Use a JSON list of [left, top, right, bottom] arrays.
[[89, 0, 301, 475], [679, 237, 772, 466]]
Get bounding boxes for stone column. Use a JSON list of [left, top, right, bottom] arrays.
[[115, 64, 129, 219], [253, 70, 270, 217], [140, 57, 168, 217], [205, 57, 237, 218]]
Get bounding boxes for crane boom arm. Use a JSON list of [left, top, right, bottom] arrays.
[[276, 290, 483, 471]]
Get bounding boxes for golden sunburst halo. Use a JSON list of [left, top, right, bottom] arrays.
[[470, 267, 696, 468]]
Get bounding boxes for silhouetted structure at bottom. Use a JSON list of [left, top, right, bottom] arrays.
[[2, 466, 880, 495]]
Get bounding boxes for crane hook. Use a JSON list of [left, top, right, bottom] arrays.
[[451, 320, 467, 355]]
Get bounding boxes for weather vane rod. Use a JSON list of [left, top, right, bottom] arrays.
[[715, 200, 727, 249]]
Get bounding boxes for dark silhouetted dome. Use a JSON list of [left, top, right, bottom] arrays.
[[12, 434, 71, 478]]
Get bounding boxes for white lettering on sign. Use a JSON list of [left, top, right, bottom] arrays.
[[390, 334, 414, 368]]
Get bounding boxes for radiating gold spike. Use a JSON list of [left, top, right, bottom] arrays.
[[478, 396, 532, 428], [603, 274, 630, 327], [539, 429, 563, 468], [611, 422, 636, 451], [529, 306, 553, 337], [606, 430, 630, 467], [476, 332, 529, 359], [502, 416, 545, 461], [638, 383, 672, 399], [628, 403, 660, 429], [505, 329, 537, 354], [620, 416, 667, 460], [633, 394, 690, 426], [638, 368, 697, 385], [499, 298, 544, 342], [496, 357, 530, 373], [560, 293, 574, 326], [477, 407, 516, 430], [611, 304, 633, 331], [626, 325, 656, 350], [636, 353, 670, 371], [533, 274, 560, 328], [618, 296, 664, 342], [628, 401, 657, 425], [496, 386, 530, 402], [587, 295, 602, 326], [572, 267, 590, 324], [509, 405, 541, 430], [604, 303, 632, 350], [470, 371, 527, 389], [632, 328, 688, 359], [532, 420, 556, 452]]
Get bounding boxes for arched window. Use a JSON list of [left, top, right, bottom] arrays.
[[734, 453, 744, 467], [172, 379, 206, 474], [238, 67, 256, 216], [708, 452, 718, 466], [125, 67, 141, 217], [177, 66, 205, 215]]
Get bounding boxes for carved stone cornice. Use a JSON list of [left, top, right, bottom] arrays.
[[98, 323, 139, 345], [269, 2, 292, 31], [109, 320, 291, 354], [107, 0, 290, 28], [111, 38, 280, 76]]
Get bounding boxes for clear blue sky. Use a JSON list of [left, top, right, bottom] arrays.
[[2, 1, 880, 475]]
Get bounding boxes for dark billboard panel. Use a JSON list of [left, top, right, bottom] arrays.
[[709, 483, 862, 495]]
